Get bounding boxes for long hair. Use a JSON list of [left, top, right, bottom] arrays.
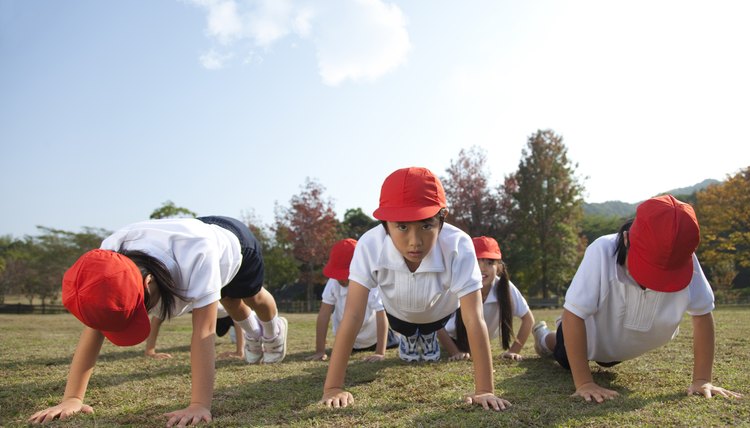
[[454, 260, 514, 352], [615, 219, 634, 266], [119, 249, 185, 320]]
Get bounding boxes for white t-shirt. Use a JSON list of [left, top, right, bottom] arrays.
[[101, 218, 243, 316], [564, 234, 715, 363], [321, 278, 385, 349], [349, 223, 482, 324], [444, 278, 530, 340]]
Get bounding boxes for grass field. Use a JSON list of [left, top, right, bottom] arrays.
[[1, 307, 748, 427]]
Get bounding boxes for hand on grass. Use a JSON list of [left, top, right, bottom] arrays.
[[500, 351, 523, 361], [164, 403, 212, 427], [320, 389, 354, 408], [572, 382, 618, 403], [688, 380, 743, 399], [28, 398, 93, 424], [145, 350, 173, 359], [448, 352, 470, 361], [305, 352, 328, 361], [361, 353, 385, 363], [464, 393, 511, 411], [217, 350, 244, 359]]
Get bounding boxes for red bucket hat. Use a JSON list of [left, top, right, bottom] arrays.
[[373, 167, 447, 222], [62, 249, 151, 346], [627, 195, 700, 292], [323, 238, 357, 281], [473, 236, 502, 260]]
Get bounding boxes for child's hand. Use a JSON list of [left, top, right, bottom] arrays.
[[500, 351, 523, 361], [361, 353, 385, 363], [305, 352, 328, 361], [320, 389, 354, 408], [145, 350, 173, 359], [464, 393, 511, 411], [164, 403, 212, 427], [28, 398, 93, 424], [571, 382, 619, 403], [218, 350, 244, 359], [448, 352, 470, 361], [688, 380, 743, 399]]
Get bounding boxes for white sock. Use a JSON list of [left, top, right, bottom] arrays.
[[539, 332, 551, 353], [237, 313, 261, 339], [261, 316, 279, 339]]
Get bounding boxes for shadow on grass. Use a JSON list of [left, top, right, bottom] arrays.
[[0, 344, 192, 370]]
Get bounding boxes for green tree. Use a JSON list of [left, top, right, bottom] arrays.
[[580, 214, 627, 246], [340, 208, 379, 239], [241, 211, 299, 292], [149, 200, 197, 219], [507, 129, 585, 299]]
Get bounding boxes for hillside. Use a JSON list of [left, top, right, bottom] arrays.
[[583, 178, 721, 217]]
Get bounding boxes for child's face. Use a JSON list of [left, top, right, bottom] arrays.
[[477, 259, 500, 288], [386, 217, 440, 272]]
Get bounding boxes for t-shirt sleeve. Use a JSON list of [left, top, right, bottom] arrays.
[[177, 239, 223, 309], [348, 230, 379, 290], [367, 287, 385, 312], [508, 281, 530, 318], [686, 255, 715, 316], [449, 235, 482, 298], [563, 237, 610, 319], [321, 279, 337, 305]]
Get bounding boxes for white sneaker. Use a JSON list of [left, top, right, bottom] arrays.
[[261, 317, 288, 364], [399, 333, 421, 362], [244, 335, 263, 364], [532, 321, 552, 357], [419, 331, 440, 362]]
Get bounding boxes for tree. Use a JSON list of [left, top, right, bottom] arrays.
[[507, 129, 585, 299], [149, 200, 196, 219], [695, 167, 750, 289], [275, 178, 341, 308], [340, 208, 379, 239], [580, 214, 627, 247], [441, 146, 501, 237], [241, 210, 299, 292]]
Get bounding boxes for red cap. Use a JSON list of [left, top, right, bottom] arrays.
[[472, 236, 502, 260], [62, 249, 151, 346], [373, 167, 447, 222], [627, 195, 699, 292], [323, 238, 357, 281]]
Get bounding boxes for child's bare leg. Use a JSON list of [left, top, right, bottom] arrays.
[[241, 288, 278, 322], [545, 331, 557, 351]]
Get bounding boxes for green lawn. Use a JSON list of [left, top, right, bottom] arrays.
[[1, 307, 747, 427]]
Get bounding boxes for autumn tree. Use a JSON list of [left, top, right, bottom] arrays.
[[242, 210, 299, 292], [695, 167, 750, 291], [507, 130, 585, 299], [340, 208, 379, 239], [275, 178, 341, 308], [150, 200, 196, 219], [441, 146, 502, 237]]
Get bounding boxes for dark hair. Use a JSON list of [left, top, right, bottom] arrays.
[[119, 249, 185, 320], [615, 219, 634, 266], [380, 208, 448, 234], [454, 259, 514, 353]]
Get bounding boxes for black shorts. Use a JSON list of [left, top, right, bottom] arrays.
[[197, 216, 264, 299], [553, 323, 621, 370], [386, 312, 451, 337]]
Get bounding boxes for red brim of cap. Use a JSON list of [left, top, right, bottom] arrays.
[[100, 303, 151, 347], [627, 248, 694, 293], [323, 265, 349, 282], [373, 205, 442, 222], [475, 250, 501, 260]]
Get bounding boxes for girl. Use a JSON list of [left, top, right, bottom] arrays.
[[320, 167, 511, 411], [439, 236, 535, 361], [306, 238, 396, 362], [28, 216, 288, 427], [533, 195, 743, 403]]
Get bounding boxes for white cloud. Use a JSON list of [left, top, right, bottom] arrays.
[[199, 49, 233, 69], [187, 0, 410, 85]]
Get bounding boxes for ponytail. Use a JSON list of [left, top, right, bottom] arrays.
[[615, 219, 634, 266]]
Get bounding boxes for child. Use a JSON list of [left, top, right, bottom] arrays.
[[439, 236, 535, 361], [532, 195, 743, 403], [28, 216, 288, 426], [306, 238, 396, 362], [320, 167, 511, 411]]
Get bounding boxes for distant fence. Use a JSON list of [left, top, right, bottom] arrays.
[[527, 298, 561, 309], [0, 303, 68, 315]]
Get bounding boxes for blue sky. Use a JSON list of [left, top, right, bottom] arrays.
[[2, 0, 749, 238]]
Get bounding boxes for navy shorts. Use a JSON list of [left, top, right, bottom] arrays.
[[197, 216, 264, 299], [553, 323, 621, 370], [386, 312, 451, 337]]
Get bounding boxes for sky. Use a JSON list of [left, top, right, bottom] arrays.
[[2, 0, 749, 238]]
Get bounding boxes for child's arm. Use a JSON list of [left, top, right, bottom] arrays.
[[460, 290, 511, 411], [164, 301, 217, 427], [437, 328, 469, 361], [502, 311, 534, 361], [361, 310, 387, 362], [28, 327, 103, 424], [321, 282, 369, 408], [689, 312, 743, 398], [145, 316, 173, 359], [306, 303, 334, 361], [562, 309, 618, 403]]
